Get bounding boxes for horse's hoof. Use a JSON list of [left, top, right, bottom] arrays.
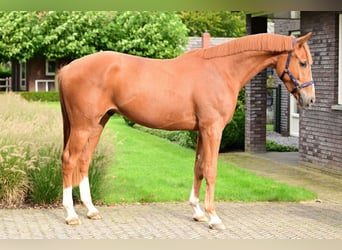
[[66, 217, 82, 225], [87, 212, 102, 220], [193, 215, 209, 222], [209, 222, 226, 230]]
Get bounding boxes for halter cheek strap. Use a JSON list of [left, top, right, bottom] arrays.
[[279, 38, 315, 94]]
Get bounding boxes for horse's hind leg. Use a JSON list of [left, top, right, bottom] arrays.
[[62, 128, 92, 225], [62, 110, 108, 224], [78, 121, 108, 220]]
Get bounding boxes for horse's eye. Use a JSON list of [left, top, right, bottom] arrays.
[[299, 61, 307, 68]]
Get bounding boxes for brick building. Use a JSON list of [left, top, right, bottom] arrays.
[[247, 11, 342, 173], [300, 12, 342, 172], [11, 57, 69, 92]]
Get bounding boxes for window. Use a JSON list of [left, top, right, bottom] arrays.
[[20, 62, 26, 91], [45, 59, 56, 76]]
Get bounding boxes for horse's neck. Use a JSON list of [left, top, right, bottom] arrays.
[[213, 50, 280, 91]]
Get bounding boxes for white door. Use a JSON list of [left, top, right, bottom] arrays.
[[289, 95, 299, 137]]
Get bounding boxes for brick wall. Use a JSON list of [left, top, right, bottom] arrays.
[[26, 56, 54, 92], [245, 70, 268, 152], [300, 12, 342, 173], [245, 15, 268, 152]]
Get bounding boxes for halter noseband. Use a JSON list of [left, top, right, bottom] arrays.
[[279, 38, 315, 94]]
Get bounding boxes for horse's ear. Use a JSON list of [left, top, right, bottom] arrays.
[[296, 32, 312, 47]]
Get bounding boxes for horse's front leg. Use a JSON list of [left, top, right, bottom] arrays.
[[201, 125, 226, 230], [189, 133, 208, 222], [204, 164, 225, 230]]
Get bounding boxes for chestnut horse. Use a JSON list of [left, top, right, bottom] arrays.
[[58, 33, 315, 229]]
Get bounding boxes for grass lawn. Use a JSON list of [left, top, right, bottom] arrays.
[[102, 116, 316, 204]]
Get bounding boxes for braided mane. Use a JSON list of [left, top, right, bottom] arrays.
[[203, 33, 294, 59]]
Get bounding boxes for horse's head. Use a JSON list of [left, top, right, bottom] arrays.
[[275, 32, 315, 109]]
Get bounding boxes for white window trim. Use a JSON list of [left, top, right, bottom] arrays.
[[35, 79, 55, 92]]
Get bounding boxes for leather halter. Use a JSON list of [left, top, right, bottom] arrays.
[[279, 38, 315, 94]]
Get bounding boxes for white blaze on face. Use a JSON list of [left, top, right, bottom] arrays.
[[312, 82, 315, 95], [309, 66, 315, 95]]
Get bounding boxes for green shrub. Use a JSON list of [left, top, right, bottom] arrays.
[[19, 91, 60, 102], [266, 140, 298, 152], [220, 107, 245, 152], [220, 88, 245, 151], [0, 93, 114, 207]]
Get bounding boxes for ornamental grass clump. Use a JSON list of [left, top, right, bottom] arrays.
[[0, 93, 114, 207], [0, 143, 36, 207]]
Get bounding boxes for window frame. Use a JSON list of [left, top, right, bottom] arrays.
[[45, 59, 56, 76]]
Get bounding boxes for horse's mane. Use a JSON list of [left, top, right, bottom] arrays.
[[201, 33, 294, 59]]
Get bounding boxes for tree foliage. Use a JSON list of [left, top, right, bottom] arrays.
[[179, 11, 246, 37], [0, 11, 189, 62]]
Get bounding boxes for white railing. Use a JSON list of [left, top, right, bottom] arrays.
[[0, 77, 12, 92], [35, 79, 55, 92]]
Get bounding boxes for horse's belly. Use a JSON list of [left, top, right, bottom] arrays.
[[117, 102, 197, 131]]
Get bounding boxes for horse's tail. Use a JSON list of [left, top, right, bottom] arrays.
[[58, 68, 70, 150], [58, 66, 81, 187]]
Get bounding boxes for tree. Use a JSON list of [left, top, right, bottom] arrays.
[[178, 11, 246, 37], [0, 11, 189, 62], [0, 12, 40, 62]]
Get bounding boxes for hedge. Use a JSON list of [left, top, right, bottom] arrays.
[[18, 91, 60, 102]]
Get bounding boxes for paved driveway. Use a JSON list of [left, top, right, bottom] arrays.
[[0, 201, 341, 239], [1, 152, 341, 239]]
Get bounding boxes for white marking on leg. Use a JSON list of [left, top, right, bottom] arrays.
[[208, 213, 225, 230], [189, 186, 206, 221], [208, 213, 222, 225], [63, 187, 78, 221], [79, 177, 100, 218]]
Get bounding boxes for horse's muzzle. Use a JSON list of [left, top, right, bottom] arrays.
[[298, 94, 315, 109]]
